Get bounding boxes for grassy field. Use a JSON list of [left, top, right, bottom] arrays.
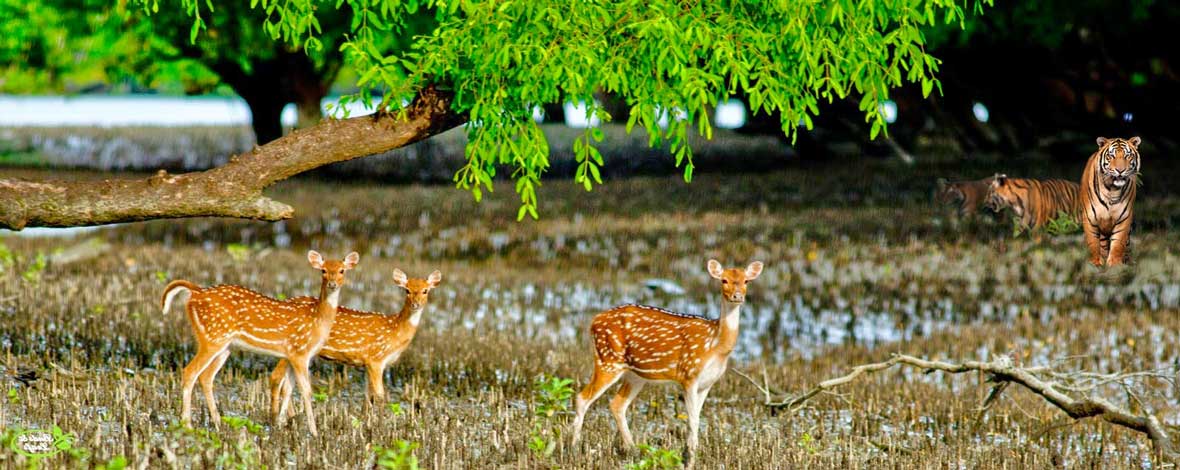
[[1, 162, 1179, 468]]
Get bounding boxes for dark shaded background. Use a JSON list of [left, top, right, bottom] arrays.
[[754, 0, 1180, 162]]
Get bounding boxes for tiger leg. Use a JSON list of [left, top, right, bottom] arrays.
[[1107, 218, 1133, 266], [1083, 221, 1104, 267], [1126, 236, 1133, 264], [960, 194, 978, 219]]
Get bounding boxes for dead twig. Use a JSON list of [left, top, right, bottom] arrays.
[[1030, 418, 1081, 441], [742, 353, 1180, 461]]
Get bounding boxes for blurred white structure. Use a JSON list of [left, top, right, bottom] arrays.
[[0, 95, 379, 127], [0, 95, 756, 130], [563, 101, 602, 128], [972, 102, 990, 123], [880, 100, 898, 124], [714, 99, 746, 129]]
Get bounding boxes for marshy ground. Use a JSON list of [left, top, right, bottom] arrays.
[[1, 159, 1179, 468]]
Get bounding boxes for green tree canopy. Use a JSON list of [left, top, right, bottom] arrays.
[[0, 0, 432, 143], [200, 0, 987, 219], [0, 0, 990, 229]]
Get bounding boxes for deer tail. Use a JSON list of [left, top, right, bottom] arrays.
[[162, 280, 200, 314]]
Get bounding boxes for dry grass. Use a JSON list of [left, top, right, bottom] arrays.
[[1, 165, 1179, 468]]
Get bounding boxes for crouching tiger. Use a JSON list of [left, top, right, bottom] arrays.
[[1079, 136, 1141, 267], [988, 174, 1082, 231]]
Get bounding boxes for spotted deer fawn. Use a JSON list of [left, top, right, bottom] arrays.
[[268, 269, 442, 420], [161, 250, 359, 435], [571, 259, 763, 456]]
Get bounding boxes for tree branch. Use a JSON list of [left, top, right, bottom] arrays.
[[0, 85, 465, 230], [737, 353, 1179, 461]]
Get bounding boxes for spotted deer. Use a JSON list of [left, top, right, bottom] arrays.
[[268, 269, 442, 420], [571, 259, 763, 456], [161, 250, 359, 435]]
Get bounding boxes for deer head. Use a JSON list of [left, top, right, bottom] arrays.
[[392, 269, 443, 312], [309, 250, 360, 291], [707, 259, 763, 303]]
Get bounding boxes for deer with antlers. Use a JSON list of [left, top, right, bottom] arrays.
[[161, 250, 359, 435], [268, 268, 442, 420], [571, 259, 764, 457]]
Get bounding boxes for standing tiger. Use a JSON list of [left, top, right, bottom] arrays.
[[936, 176, 995, 217], [988, 174, 1082, 231], [1079, 136, 1141, 266]]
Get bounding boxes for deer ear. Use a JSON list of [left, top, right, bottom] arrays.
[[1128, 136, 1141, 148], [745, 261, 763, 280], [707, 259, 724, 279], [343, 251, 360, 270], [427, 270, 443, 287], [307, 250, 324, 269], [1096, 137, 1108, 148], [392, 269, 408, 287]]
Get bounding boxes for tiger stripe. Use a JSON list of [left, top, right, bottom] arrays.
[[989, 174, 1082, 230]]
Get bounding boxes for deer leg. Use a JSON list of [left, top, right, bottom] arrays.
[[609, 373, 645, 449], [180, 344, 227, 426], [280, 367, 297, 420], [571, 364, 624, 445], [289, 357, 319, 436], [269, 360, 291, 424], [366, 364, 386, 406], [691, 385, 711, 437], [197, 349, 231, 426], [683, 384, 703, 457]]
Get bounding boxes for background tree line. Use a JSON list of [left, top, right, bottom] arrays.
[[3, 0, 1174, 160]]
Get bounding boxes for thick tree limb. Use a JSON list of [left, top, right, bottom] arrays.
[[0, 85, 465, 230], [736, 353, 1179, 460]]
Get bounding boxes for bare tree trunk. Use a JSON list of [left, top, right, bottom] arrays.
[[0, 86, 464, 230], [290, 52, 331, 129], [594, 91, 630, 124], [541, 102, 566, 125], [215, 50, 335, 144], [242, 92, 287, 145], [294, 90, 326, 129]]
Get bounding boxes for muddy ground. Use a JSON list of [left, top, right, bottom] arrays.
[[1, 162, 1178, 468]]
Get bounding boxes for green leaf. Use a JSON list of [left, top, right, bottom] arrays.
[[189, 19, 200, 44]]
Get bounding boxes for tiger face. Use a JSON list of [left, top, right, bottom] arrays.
[[988, 174, 1019, 214], [935, 179, 963, 204], [1095, 136, 1141, 189]]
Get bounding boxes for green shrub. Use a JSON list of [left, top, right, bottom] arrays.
[[373, 440, 419, 470], [625, 444, 683, 469], [1045, 211, 1081, 236], [528, 375, 574, 459]]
